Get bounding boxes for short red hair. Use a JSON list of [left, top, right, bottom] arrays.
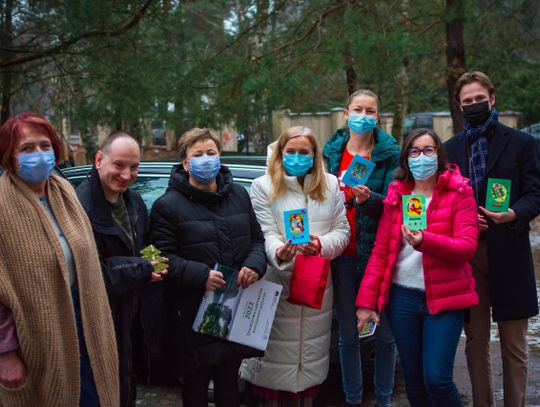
[[0, 113, 64, 173]]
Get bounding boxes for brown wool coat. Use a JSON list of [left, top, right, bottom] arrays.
[[0, 173, 119, 406]]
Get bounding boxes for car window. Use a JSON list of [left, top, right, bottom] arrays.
[[130, 176, 170, 210], [132, 175, 253, 213], [64, 163, 259, 213]]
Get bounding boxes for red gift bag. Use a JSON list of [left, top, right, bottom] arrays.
[[287, 250, 330, 310]]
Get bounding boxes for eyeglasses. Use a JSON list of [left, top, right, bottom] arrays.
[[408, 146, 437, 158]]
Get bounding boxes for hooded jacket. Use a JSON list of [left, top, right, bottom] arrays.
[[355, 165, 479, 315], [323, 127, 400, 272], [240, 172, 349, 393], [150, 164, 267, 375]]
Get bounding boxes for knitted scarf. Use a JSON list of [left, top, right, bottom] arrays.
[[465, 108, 499, 202], [0, 173, 119, 407]]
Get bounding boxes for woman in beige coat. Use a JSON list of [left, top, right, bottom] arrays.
[[0, 113, 119, 406]]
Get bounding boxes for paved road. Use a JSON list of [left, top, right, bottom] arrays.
[[136, 315, 540, 406]]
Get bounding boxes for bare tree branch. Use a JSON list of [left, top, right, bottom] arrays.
[[251, 1, 349, 63], [0, 0, 156, 69]]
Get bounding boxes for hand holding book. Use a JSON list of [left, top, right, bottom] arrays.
[[401, 224, 423, 247], [478, 206, 517, 225], [297, 235, 320, 256], [237, 266, 259, 288], [276, 240, 298, 263], [206, 269, 226, 291], [351, 184, 371, 204]]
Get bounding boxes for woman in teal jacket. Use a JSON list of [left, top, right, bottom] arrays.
[[322, 89, 399, 407]]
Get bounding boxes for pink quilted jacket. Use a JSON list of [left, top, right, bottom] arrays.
[[355, 164, 479, 315]]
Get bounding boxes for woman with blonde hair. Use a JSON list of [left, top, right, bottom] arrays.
[[241, 126, 350, 405], [322, 89, 399, 406]]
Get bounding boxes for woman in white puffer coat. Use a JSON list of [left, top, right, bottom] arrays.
[[241, 126, 350, 405]]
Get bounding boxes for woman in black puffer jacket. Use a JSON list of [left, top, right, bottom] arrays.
[[150, 128, 266, 407]]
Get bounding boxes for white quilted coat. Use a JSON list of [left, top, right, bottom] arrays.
[[241, 172, 350, 393]]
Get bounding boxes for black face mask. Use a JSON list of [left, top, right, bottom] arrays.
[[462, 101, 491, 126]]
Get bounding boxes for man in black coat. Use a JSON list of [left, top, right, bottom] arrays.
[[77, 132, 167, 407], [444, 71, 540, 407]]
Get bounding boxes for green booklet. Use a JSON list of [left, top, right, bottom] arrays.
[[402, 194, 427, 230], [486, 178, 511, 212]]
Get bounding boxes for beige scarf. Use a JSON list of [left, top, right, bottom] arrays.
[[0, 173, 119, 406]]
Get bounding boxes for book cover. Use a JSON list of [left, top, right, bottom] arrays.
[[284, 208, 310, 244], [192, 264, 283, 351], [402, 194, 427, 230], [486, 178, 511, 212], [341, 155, 376, 188]]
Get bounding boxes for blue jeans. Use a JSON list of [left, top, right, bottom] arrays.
[[386, 284, 463, 407], [333, 255, 396, 406], [72, 289, 101, 407]]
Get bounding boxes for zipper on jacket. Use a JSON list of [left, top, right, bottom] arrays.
[[298, 192, 308, 374], [422, 188, 439, 313]]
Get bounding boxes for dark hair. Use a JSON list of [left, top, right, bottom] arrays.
[[178, 128, 221, 161], [395, 128, 448, 182], [100, 131, 138, 154], [0, 112, 64, 173], [454, 71, 496, 103]]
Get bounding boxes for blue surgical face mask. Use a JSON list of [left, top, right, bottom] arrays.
[[348, 113, 377, 136], [408, 154, 438, 181], [188, 154, 221, 184], [17, 150, 56, 184], [283, 153, 314, 176]]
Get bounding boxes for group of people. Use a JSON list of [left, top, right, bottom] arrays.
[[0, 70, 537, 407]]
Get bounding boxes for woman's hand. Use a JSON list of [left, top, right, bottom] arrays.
[[237, 267, 259, 288], [401, 224, 423, 247], [0, 351, 26, 389], [276, 240, 297, 263], [298, 235, 320, 256], [351, 185, 371, 204], [356, 308, 380, 332], [205, 269, 226, 291]]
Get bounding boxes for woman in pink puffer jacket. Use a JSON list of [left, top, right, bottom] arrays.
[[356, 128, 478, 407]]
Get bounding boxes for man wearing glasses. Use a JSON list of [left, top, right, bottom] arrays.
[[444, 71, 540, 407]]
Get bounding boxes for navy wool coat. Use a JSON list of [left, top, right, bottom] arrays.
[[444, 122, 540, 321]]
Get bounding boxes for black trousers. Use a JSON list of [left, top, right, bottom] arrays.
[[182, 356, 243, 407]]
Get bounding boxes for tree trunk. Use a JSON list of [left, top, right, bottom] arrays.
[[392, 66, 408, 144], [391, 0, 411, 144], [0, 0, 14, 124], [343, 48, 357, 96], [445, 0, 466, 135]]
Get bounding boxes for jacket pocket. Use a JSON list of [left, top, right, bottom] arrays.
[[0, 376, 34, 407]]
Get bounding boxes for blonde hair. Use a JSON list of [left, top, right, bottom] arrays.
[[268, 126, 327, 202], [178, 128, 221, 160], [347, 89, 380, 110]]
